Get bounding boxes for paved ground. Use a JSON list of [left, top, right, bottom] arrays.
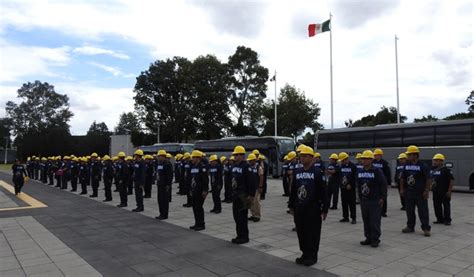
[[45, 173, 474, 276], [0, 171, 333, 277]]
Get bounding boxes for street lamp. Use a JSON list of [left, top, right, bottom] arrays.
[[4, 135, 9, 164]]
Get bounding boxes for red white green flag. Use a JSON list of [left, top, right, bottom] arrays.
[[308, 19, 331, 37]]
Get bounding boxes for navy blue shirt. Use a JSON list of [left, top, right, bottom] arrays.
[[209, 163, 223, 187], [190, 162, 209, 194], [339, 162, 357, 189], [133, 160, 146, 184], [430, 166, 453, 193], [356, 166, 388, 201], [289, 164, 328, 212], [156, 160, 173, 186], [401, 161, 431, 194], [231, 161, 255, 198]]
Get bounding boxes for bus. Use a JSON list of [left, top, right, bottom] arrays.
[[314, 119, 474, 191], [139, 143, 195, 156], [194, 136, 295, 178]]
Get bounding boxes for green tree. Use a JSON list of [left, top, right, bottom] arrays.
[[0, 118, 12, 149], [5, 81, 73, 158], [349, 106, 406, 127], [191, 55, 232, 139], [261, 84, 321, 139], [227, 46, 269, 135], [134, 57, 196, 142], [86, 121, 110, 155], [414, 115, 439, 123], [114, 112, 141, 135], [300, 132, 315, 147], [444, 113, 474, 120], [466, 90, 474, 113]]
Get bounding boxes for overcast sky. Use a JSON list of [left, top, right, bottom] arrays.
[[0, 0, 472, 135]]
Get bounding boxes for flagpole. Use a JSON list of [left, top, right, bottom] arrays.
[[274, 70, 278, 137], [395, 35, 400, 124], [329, 13, 334, 130]]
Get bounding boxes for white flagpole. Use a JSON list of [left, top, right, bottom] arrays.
[[329, 13, 334, 129], [395, 35, 400, 124], [274, 70, 278, 137]]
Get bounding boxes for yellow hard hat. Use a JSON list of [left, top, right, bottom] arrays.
[[247, 153, 257, 161], [41, 157, 47, 161], [296, 144, 307, 153], [230, 156, 235, 161], [338, 152, 349, 161], [259, 155, 266, 160], [299, 146, 314, 156], [220, 156, 227, 163], [432, 153, 445, 161], [406, 145, 420, 154], [232, 145, 246, 155], [252, 149, 260, 155], [209, 154, 218, 162], [283, 155, 288, 161], [103, 155, 111, 161], [191, 150, 203, 158], [118, 151, 126, 158], [313, 152, 321, 158], [63, 156, 70, 160], [176, 154, 183, 160], [166, 153, 172, 158], [356, 153, 362, 159], [287, 151, 297, 160], [374, 148, 384, 156], [182, 153, 190, 159], [91, 153, 98, 158], [157, 150, 167, 156], [27, 157, 31, 161], [329, 153, 338, 160], [398, 153, 407, 160], [361, 150, 375, 159], [134, 149, 144, 156]]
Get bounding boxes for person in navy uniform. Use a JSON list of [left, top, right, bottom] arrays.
[[47, 157, 54, 186], [156, 150, 173, 220], [89, 153, 101, 198], [181, 153, 193, 208], [12, 159, 28, 195], [209, 155, 223, 214], [70, 157, 79, 192], [326, 153, 340, 210], [312, 152, 325, 173], [258, 154, 268, 200], [357, 150, 387, 248], [102, 155, 114, 202], [289, 146, 328, 266], [143, 155, 154, 198], [40, 157, 47, 183], [338, 152, 357, 224], [222, 156, 233, 203], [116, 152, 129, 207], [132, 150, 146, 212], [400, 145, 432, 237], [395, 153, 407, 210], [430, 153, 454, 226], [189, 150, 209, 231], [230, 146, 255, 244], [372, 148, 391, 217], [79, 158, 89, 195], [248, 153, 263, 222]]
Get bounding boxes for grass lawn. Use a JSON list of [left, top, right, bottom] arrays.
[[0, 164, 12, 171]]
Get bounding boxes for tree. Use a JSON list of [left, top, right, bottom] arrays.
[[191, 55, 232, 139], [348, 106, 406, 127], [134, 57, 196, 142], [261, 84, 321, 139], [227, 46, 269, 135], [86, 121, 110, 155], [466, 90, 474, 113], [444, 113, 474, 120], [414, 115, 439, 123], [300, 132, 315, 147], [0, 118, 12, 148], [5, 81, 73, 158], [114, 112, 141, 135]]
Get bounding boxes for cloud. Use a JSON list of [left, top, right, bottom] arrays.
[[88, 62, 135, 78], [192, 0, 268, 38], [0, 39, 70, 82], [331, 0, 400, 28], [73, 46, 130, 59]]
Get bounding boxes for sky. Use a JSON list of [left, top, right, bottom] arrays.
[[0, 0, 472, 135]]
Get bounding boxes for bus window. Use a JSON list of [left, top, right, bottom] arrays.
[[181, 145, 194, 153], [327, 132, 350, 149], [403, 127, 434, 146], [349, 131, 374, 148], [375, 129, 403, 147], [435, 124, 473, 146], [316, 134, 328, 149]]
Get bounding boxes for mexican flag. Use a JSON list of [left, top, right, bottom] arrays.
[[308, 19, 330, 37]]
